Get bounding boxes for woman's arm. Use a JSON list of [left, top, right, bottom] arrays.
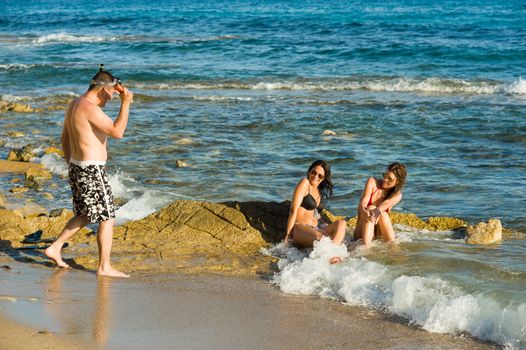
[[358, 177, 376, 220], [284, 179, 309, 242], [376, 192, 402, 214]]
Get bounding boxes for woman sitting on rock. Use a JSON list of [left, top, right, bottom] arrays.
[[353, 162, 407, 247], [284, 160, 347, 250]]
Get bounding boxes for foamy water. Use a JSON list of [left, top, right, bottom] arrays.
[[130, 77, 526, 96], [265, 238, 526, 349], [37, 154, 170, 225]]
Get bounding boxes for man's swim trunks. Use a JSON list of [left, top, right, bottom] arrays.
[[68, 159, 115, 224]]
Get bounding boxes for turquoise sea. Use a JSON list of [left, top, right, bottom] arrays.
[[1, 1, 525, 348]]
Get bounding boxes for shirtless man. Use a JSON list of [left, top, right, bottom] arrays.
[[45, 66, 133, 278]]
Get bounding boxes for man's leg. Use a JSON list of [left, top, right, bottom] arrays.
[[96, 219, 129, 278], [45, 215, 89, 268]]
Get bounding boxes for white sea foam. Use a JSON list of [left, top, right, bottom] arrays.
[[192, 96, 253, 102], [36, 155, 170, 225], [1, 94, 31, 102], [0, 64, 33, 70], [32, 33, 114, 44], [506, 78, 526, 95], [269, 239, 526, 349], [134, 77, 526, 97], [39, 153, 68, 177], [115, 190, 171, 225]]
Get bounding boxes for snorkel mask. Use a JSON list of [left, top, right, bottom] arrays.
[[91, 64, 124, 93]]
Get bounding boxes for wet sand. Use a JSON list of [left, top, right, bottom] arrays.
[[0, 259, 499, 350]]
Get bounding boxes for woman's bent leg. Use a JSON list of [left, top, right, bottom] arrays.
[[377, 213, 396, 242], [322, 219, 347, 245], [292, 224, 323, 248]]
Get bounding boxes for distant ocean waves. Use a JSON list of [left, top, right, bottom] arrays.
[[0, 33, 241, 45], [3, 76, 525, 104], [131, 77, 526, 96]]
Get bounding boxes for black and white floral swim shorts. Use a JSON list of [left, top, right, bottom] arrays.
[[68, 159, 115, 224]]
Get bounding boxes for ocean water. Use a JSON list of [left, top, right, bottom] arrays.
[[1, 0, 525, 348]]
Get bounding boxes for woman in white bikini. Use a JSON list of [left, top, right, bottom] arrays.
[[284, 160, 347, 249]]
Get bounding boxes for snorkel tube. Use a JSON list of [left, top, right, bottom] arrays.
[[93, 64, 124, 93]]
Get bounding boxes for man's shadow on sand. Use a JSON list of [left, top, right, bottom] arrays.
[[0, 238, 87, 271]]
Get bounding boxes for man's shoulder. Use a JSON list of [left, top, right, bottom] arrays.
[[74, 97, 103, 117]]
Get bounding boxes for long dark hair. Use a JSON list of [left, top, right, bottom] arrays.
[[382, 162, 407, 200], [307, 160, 333, 200]]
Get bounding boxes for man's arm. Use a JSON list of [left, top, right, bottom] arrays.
[[88, 88, 133, 139], [61, 120, 71, 164]]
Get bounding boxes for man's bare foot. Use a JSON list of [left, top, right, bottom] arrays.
[[44, 245, 70, 268], [329, 256, 343, 264], [97, 267, 130, 278]]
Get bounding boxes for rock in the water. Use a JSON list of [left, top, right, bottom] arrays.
[[42, 192, 54, 199], [9, 186, 29, 194], [0, 160, 45, 173], [175, 160, 188, 168], [113, 197, 128, 207], [0, 102, 35, 113], [49, 208, 68, 217], [7, 131, 26, 137], [466, 218, 502, 244], [44, 146, 64, 157], [425, 216, 466, 231], [322, 130, 337, 136], [7, 144, 36, 162], [24, 167, 53, 190]]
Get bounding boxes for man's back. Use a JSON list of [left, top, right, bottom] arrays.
[[65, 96, 108, 162]]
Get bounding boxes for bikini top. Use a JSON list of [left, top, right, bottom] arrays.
[[301, 189, 322, 211], [367, 181, 391, 213]]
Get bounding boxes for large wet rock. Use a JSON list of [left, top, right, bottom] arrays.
[[106, 200, 278, 275], [0, 160, 45, 173], [7, 144, 37, 162], [466, 219, 502, 244]]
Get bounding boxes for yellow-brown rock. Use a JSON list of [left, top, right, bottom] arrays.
[[44, 146, 64, 157], [12, 203, 47, 218], [0, 160, 44, 173], [389, 212, 428, 229], [6, 144, 36, 162], [7, 131, 26, 137], [425, 216, 467, 231], [466, 218, 502, 244], [108, 200, 275, 275], [42, 192, 54, 200], [24, 167, 53, 189], [0, 101, 35, 113], [0, 192, 6, 207], [9, 186, 29, 194]]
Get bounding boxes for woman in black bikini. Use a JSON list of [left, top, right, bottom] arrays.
[[353, 162, 407, 247], [284, 160, 347, 249]]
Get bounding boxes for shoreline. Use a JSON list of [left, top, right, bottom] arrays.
[[0, 260, 499, 350], [0, 158, 523, 349]]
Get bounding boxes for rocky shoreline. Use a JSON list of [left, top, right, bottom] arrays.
[[1, 156, 524, 277]]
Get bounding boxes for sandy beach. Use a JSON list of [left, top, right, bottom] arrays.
[[0, 259, 498, 350]]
